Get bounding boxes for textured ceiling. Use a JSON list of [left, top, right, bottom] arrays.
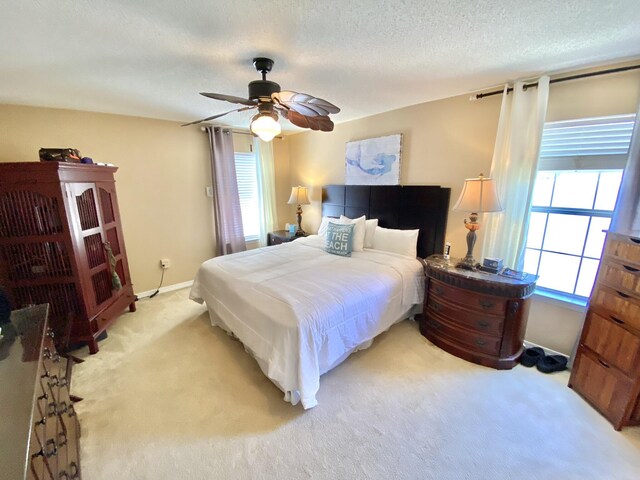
[[1, 0, 639, 132]]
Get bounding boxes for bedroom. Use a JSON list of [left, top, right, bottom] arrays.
[[1, 0, 640, 479]]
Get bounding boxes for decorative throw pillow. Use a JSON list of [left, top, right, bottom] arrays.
[[372, 226, 420, 258], [325, 222, 355, 257], [339, 215, 366, 252], [364, 218, 378, 249]]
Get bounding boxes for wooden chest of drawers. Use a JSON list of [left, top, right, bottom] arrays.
[[1, 305, 82, 480], [569, 231, 640, 430], [419, 255, 537, 369]]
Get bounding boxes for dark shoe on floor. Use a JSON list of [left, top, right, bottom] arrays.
[[520, 347, 545, 367], [536, 354, 568, 373]]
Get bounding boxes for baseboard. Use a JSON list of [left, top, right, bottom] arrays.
[[523, 340, 567, 358], [135, 280, 193, 299]]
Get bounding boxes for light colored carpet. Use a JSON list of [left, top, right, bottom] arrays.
[[73, 288, 640, 480]]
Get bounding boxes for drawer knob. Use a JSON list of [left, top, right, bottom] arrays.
[[69, 462, 80, 478], [427, 319, 441, 330], [616, 290, 631, 299], [433, 286, 444, 295], [475, 338, 487, 346], [477, 320, 490, 329], [44, 438, 57, 458], [597, 358, 610, 369], [431, 301, 442, 312], [57, 401, 68, 415], [610, 315, 625, 325], [623, 264, 639, 273], [479, 300, 495, 310], [37, 392, 48, 401]]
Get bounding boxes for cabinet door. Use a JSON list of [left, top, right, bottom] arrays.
[[95, 181, 131, 289], [67, 183, 114, 318]]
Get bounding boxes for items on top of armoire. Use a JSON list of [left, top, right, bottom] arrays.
[[0, 161, 136, 354]]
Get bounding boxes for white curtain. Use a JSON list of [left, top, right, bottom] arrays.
[[480, 77, 550, 270], [254, 138, 279, 246], [610, 97, 640, 232]]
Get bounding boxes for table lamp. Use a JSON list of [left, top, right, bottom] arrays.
[[287, 186, 311, 236], [452, 173, 503, 270]]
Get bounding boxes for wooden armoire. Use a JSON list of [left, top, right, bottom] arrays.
[[0, 162, 136, 354]]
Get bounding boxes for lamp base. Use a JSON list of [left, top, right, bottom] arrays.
[[456, 255, 477, 270], [294, 228, 306, 237]]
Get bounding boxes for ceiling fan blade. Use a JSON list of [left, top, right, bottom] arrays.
[[286, 110, 334, 132], [200, 92, 256, 106], [181, 106, 256, 127], [273, 91, 340, 117]]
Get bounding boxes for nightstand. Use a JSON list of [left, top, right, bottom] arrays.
[[267, 230, 307, 246], [418, 254, 538, 369]]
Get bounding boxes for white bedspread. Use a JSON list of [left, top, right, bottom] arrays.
[[189, 235, 424, 408]]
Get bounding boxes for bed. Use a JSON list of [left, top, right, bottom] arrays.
[[190, 185, 450, 408]]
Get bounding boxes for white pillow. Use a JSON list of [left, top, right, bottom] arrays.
[[372, 226, 419, 258], [339, 215, 366, 252], [364, 218, 378, 249], [318, 216, 332, 236]]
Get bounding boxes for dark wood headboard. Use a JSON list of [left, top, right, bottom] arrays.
[[322, 185, 451, 259]]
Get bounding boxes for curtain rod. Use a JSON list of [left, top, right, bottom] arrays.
[[199, 125, 283, 140], [472, 64, 640, 100]]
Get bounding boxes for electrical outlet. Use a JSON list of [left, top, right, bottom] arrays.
[[160, 258, 170, 269], [205, 186, 213, 197]]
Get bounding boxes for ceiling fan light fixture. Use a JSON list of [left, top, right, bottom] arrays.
[[250, 111, 281, 142]]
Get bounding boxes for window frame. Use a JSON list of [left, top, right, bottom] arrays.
[[523, 114, 635, 305]]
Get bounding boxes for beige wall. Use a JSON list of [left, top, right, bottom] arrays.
[[287, 93, 504, 258], [0, 104, 215, 292], [0, 105, 273, 293], [283, 65, 640, 355]]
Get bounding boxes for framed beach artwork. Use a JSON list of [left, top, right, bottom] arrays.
[[345, 134, 403, 185]]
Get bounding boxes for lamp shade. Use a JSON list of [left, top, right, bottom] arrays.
[[250, 112, 281, 142], [287, 186, 310, 205], [452, 174, 503, 213]]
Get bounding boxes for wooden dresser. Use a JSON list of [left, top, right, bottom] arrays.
[[0, 304, 82, 480], [569, 231, 640, 430], [0, 162, 136, 353], [419, 255, 538, 369]]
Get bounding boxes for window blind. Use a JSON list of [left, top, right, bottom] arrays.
[[234, 152, 260, 240], [538, 114, 636, 170]]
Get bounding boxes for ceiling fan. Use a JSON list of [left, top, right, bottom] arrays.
[[182, 57, 340, 141]]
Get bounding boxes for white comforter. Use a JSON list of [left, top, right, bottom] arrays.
[[189, 235, 424, 408]]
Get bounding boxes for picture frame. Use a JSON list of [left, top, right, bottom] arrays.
[[345, 133, 403, 185]]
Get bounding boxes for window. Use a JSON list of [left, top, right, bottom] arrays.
[[234, 152, 260, 241], [523, 114, 635, 301]]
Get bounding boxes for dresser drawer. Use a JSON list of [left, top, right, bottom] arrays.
[[600, 260, 640, 295], [582, 311, 640, 377], [429, 279, 507, 316], [570, 346, 636, 429], [424, 313, 502, 356], [426, 296, 504, 336], [605, 235, 640, 264], [590, 286, 640, 332]]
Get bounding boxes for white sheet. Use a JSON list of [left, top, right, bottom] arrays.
[[189, 235, 424, 408]]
